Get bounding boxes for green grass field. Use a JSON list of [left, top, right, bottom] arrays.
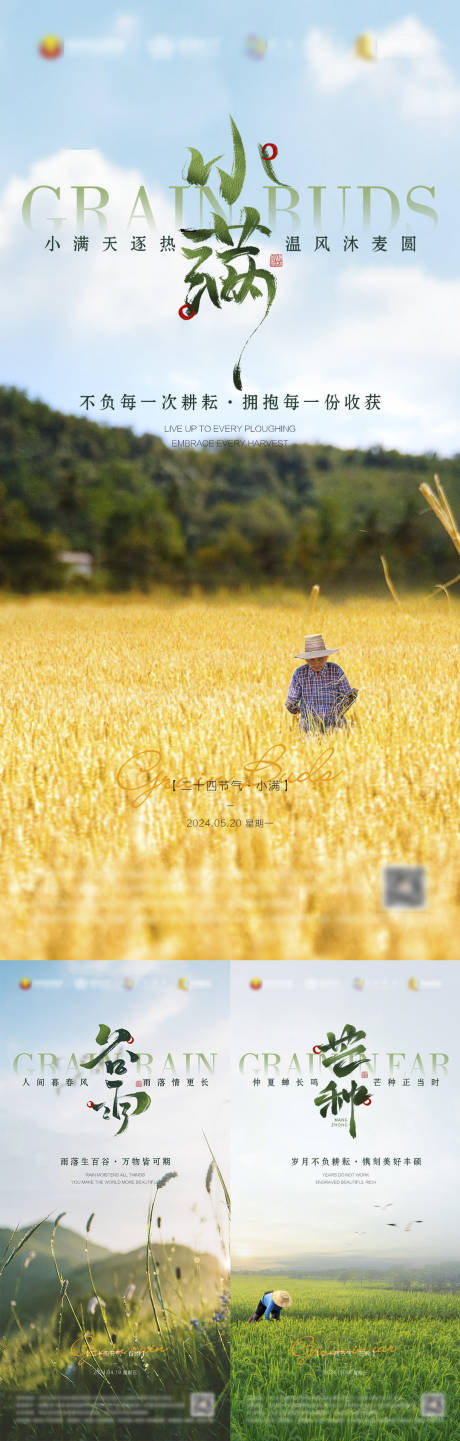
[[0, 1312, 229, 1441], [231, 1276, 460, 1440], [0, 1174, 230, 1440]]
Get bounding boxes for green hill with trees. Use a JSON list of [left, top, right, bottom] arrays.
[[0, 1222, 111, 1325], [1, 386, 459, 592], [0, 1221, 223, 1327]]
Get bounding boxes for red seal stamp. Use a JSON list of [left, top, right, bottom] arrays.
[[261, 143, 278, 160]]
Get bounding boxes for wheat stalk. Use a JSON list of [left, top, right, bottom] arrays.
[[420, 475, 460, 558], [380, 555, 401, 605], [419, 474, 460, 598]]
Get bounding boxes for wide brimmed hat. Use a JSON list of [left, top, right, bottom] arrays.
[[273, 1290, 292, 1308], [295, 633, 338, 660]]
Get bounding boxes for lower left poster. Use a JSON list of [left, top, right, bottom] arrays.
[[0, 961, 230, 1440]]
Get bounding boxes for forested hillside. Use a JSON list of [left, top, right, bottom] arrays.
[[1, 386, 458, 592]]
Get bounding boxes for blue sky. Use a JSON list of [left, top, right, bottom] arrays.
[[232, 961, 460, 1265], [1, 4, 460, 451], [1, 958, 459, 1261]]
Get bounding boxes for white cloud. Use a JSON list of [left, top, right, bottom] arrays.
[[0, 148, 182, 326], [305, 17, 460, 123], [305, 27, 367, 93], [67, 14, 138, 59], [0, 146, 266, 409], [280, 265, 460, 453], [1, 148, 460, 453], [0, 147, 251, 335]]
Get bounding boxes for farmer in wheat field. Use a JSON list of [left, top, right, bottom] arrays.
[[285, 634, 358, 735], [248, 1289, 292, 1323]]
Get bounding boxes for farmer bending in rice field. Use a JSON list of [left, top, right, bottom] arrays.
[[248, 1289, 292, 1322], [285, 634, 358, 735]]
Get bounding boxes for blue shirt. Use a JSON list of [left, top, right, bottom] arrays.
[[261, 1291, 281, 1320], [285, 662, 355, 733]]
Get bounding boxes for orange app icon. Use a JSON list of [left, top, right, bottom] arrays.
[[38, 35, 64, 60]]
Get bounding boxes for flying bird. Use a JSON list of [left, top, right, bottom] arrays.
[[386, 1220, 424, 1231], [354, 1231, 367, 1235], [373, 1204, 393, 1209]]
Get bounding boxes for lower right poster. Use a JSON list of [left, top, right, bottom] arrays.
[[231, 961, 460, 1439]]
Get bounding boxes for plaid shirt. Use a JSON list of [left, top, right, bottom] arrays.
[[286, 661, 354, 733]]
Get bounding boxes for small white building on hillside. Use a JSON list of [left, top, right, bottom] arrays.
[[58, 551, 93, 578]]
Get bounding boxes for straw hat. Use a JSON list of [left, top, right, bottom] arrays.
[[295, 633, 338, 660], [272, 1290, 292, 1308]]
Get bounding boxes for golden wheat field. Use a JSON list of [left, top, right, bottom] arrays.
[[0, 591, 458, 961]]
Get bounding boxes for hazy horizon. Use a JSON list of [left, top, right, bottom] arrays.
[[0, 1215, 223, 1264]]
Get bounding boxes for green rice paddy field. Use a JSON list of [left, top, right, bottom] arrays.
[[231, 1277, 460, 1441]]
